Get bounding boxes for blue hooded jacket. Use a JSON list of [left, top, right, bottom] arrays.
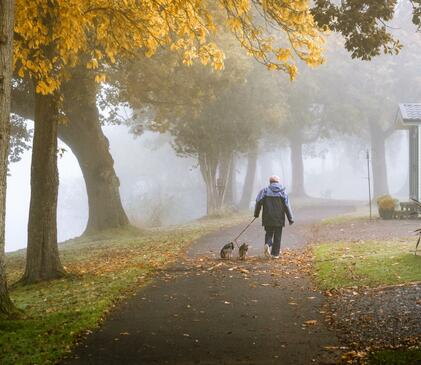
[[254, 183, 293, 227]]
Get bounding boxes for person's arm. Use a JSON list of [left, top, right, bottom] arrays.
[[282, 193, 294, 224], [254, 189, 265, 218]]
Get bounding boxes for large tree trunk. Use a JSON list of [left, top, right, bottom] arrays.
[[290, 133, 306, 197], [239, 148, 258, 210], [369, 122, 389, 198], [21, 91, 65, 284], [60, 68, 129, 234], [0, 0, 17, 316], [11, 71, 130, 235]]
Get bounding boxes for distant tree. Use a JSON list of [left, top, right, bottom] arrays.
[[269, 68, 328, 197], [0, 0, 17, 317], [9, 114, 31, 164], [319, 29, 421, 198]]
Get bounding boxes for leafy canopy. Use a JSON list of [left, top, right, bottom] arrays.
[[13, 0, 325, 95]]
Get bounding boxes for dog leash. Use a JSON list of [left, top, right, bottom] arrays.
[[233, 217, 257, 247]]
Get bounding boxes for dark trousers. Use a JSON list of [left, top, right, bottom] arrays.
[[264, 226, 283, 256]]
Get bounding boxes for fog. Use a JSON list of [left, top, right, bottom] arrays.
[[6, 126, 409, 252], [6, 6, 419, 253]]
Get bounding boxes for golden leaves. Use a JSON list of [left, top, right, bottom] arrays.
[[13, 0, 325, 94]]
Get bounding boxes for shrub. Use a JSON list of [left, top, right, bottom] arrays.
[[376, 195, 398, 219]]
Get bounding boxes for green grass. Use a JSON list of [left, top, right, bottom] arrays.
[[313, 240, 421, 290], [368, 348, 421, 365], [0, 215, 249, 365], [320, 215, 374, 226]]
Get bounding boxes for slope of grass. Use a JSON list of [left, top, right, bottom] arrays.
[[313, 240, 421, 290], [1, 214, 249, 365]]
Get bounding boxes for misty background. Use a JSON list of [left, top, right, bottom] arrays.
[[6, 125, 408, 252], [6, 2, 419, 252]]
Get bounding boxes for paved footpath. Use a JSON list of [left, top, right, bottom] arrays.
[[62, 205, 353, 365]]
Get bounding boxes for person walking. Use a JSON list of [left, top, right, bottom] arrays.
[[254, 175, 294, 258]]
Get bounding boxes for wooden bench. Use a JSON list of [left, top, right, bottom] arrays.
[[397, 202, 420, 219]]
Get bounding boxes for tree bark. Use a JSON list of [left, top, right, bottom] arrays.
[[199, 152, 219, 214], [60, 68, 129, 234], [369, 122, 389, 198], [239, 148, 258, 210], [11, 71, 130, 235], [0, 0, 17, 316], [290, 133, 307, 197], [225, 153, 236, 205], [21, 91, 65, 284], [219, 152, 235, 207]]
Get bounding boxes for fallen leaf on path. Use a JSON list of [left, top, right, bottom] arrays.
[[207, 263, 223, 271], [304, 320, 318, 326], [323, 346, 338, 351], [120, 332, 130, 336]]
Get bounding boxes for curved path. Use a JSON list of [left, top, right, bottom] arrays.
[[62, 204, 354, 365]]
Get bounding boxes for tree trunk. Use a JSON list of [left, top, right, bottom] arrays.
[[239, 148, 258, 210], [369, 122, 389, 198], [60, 68, 129, 234], [199, 152, 218, 215], [10, 70, 130, 235], [21, 91, 65, 284], [219, 152, 235, 207], [290, 134, 306, 197], [225, 154, 236, 205], [0, 0, 17, 316]]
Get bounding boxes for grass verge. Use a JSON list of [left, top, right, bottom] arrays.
[[368, 348, 421, 365], [1, 214, 249, 365], [313, 240, 421, 290], [313, 239, 421, 364]]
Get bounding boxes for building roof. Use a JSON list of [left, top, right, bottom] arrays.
[[396, 103, 421, 128]]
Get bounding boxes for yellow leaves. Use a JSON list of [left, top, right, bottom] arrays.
[[94, 74, 106, 84], [276, 49, 291, 62], [222, 0, 325, 79], [227, 18, 243, 32], [17, 67, 25, 78], [35, 79, 60, 95], [86, 59, 99, 70], [13, 0, 325, 93], [267, 63, 278, 71]]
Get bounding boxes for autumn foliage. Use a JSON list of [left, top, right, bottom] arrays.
[[13, 0, 325, 95]]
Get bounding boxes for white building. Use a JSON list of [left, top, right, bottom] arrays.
[[396, 103, 421, 201]]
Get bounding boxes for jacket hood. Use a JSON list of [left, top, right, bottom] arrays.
[[255, 182, 289, 202], [269, 183, 285, 193]]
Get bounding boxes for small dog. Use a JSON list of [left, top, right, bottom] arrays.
[[239, 243, 249, 260], [220, 242, 234, 259]]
